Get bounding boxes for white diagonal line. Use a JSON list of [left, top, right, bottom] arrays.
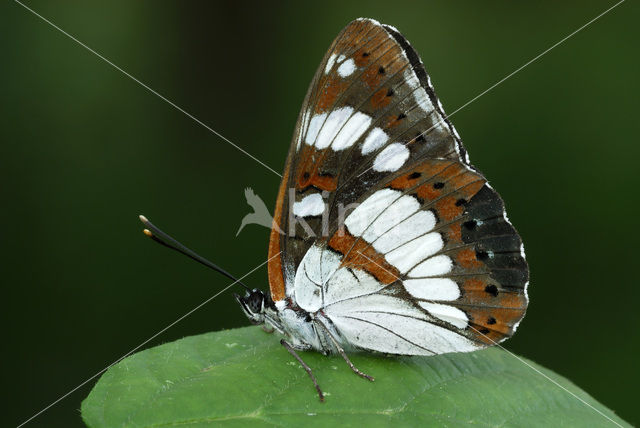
[[16, 252, 281, 428], [357, 250, 401, 281], [358, 0, 625, 177], [468, 326, 623, 427], [445, 0, 625, 119], [14, 0, 282, 178]]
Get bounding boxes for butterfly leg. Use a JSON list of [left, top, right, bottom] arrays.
[[261, 325, 275, 334], [315, 320, 375, 382], [280, 339, 324, 402]]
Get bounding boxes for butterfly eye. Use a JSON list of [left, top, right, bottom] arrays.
[[247, 292, 264, 312]]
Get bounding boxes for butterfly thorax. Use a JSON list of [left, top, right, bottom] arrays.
[[235, 289, 342, 353]]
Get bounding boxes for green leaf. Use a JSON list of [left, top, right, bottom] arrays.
[[82, 326, 628, 427]]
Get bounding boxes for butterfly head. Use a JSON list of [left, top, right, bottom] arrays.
[[234, 289, 274, 325]]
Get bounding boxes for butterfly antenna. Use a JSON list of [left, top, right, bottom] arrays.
[[139, 215, 251, 291]]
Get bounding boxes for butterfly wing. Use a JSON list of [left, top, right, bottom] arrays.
[[321, 159, 528, 353], [268, 18, 528, 352], [269, 18, 465, 299]]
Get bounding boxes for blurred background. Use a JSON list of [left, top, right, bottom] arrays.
[[1, 1, 638, 426]]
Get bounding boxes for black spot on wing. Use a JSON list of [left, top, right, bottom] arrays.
[[476, 249, 489, 261], [485, 284, 499, 297]]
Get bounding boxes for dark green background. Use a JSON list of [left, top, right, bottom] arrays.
[[2, 1, 638, 426]]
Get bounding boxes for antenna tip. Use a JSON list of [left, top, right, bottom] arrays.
[[139, 214, 149, 224], [143, 229, 153, 237]]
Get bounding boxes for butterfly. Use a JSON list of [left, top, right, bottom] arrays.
[[141, 17, 529, 401]]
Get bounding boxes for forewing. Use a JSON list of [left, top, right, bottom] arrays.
[[269, 18, 467, 300]]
